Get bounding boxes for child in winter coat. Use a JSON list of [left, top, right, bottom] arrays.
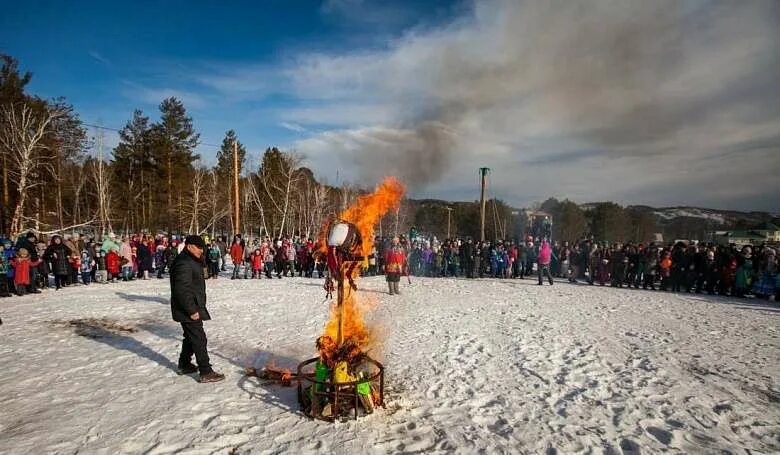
[[252, 249, 263, 278], [106, 250, 121, 282], [659, 252, 672, 291], [11, 248, 41, 296], [70, 254, 82, 285], [734, 246, 754, 297], [597, 252, 610, 286], [261, 243, 275, 279], [3, 241, 15, 294], [285, 242, 296, 277], [0, 244, 10, 297], [80, 251, 94, 285], [206, 244, 221, 279], [95, 251, 108, 283], [752, 248, 776, 298]]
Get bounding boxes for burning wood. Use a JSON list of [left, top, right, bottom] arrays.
[[244, 365, 294, 387]]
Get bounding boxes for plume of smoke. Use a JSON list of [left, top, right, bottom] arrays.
[[295, 0, 780, 200]]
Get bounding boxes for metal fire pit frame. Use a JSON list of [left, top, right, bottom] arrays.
[[297, 356, 385, 421]]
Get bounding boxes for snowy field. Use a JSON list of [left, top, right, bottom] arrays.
[[0, 274, 778, 454]]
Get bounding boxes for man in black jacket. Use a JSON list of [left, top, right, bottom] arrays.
[[170, 235, 224, 383]]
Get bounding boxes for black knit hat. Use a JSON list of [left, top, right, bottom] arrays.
[[185, 235, 206, 249]]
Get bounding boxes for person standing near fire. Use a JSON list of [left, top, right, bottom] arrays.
[[384, 236, 407, 295], [170, 235, 224, 383], [229, 235, 244, 280]]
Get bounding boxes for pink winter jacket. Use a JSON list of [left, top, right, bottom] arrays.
[[538, 241, 552, 265]]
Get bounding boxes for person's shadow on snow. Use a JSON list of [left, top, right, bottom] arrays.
[[115, 292, 169, 305], [77, 322, 182, 377]]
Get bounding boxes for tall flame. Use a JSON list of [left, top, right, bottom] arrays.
[[338, 176, 405, 258], [321, 177, 405, 357]]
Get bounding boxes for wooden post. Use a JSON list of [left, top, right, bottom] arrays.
[[233, 140, 240, 235], [1, 152, 7, 234], [337, 266, 345, 346], [479, 168, 489, 242]]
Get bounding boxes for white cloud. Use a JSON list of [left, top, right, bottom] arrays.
[[278, 122, 307, 133]]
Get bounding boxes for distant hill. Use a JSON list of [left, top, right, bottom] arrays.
[[617, 205, 776, 229]]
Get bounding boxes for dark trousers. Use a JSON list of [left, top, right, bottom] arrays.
[[179, 321, 212, 375], [55, 274, 68, 289], [0, 274, 9, 296], [29, 268, 38, 292], [538, 264, 554, 285]]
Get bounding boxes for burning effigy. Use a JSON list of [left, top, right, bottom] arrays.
[[297, 177, 405, 420], [250, 177, 405, 421]]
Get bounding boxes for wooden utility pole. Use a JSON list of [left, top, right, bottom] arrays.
[[479, 167, 490, 242], [232, 139, 240, 235], [446, 206, 453, 239], [1, 152, 8, 234]]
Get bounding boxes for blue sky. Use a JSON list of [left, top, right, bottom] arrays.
[[2, 1, 779, 211], [1, 0, 460, 156]]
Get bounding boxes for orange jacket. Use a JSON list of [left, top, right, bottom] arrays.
[[230, 243, 244, 264], [384, 247, 407, 274]]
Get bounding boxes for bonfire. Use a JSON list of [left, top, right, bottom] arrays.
[[248, 177, 405, 421]]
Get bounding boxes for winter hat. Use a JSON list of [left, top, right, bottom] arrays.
[[185, 235, 206, 250], [108, 232, 117, 239]]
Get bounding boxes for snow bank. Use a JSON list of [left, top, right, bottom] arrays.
[[0, 276, 777, 453]]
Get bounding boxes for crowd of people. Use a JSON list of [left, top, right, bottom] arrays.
[[0, 230, 777, 302], [401, 236, 779, 300]]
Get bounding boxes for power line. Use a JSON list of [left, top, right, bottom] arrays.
[[82, 122, 222, 148]]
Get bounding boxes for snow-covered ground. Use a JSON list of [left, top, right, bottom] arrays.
[[1, 274, 778, 454]]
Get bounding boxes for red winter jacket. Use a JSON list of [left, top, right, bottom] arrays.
[[12, 257, 40, 286], [230, 243, 244, 264], [106, 251, 121, 275], [384, 247, 407, 274], [251, 253, 263, 271]]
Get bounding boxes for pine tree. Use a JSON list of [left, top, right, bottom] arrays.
[[588, 202, 630, 243], [112, 110, 153, 231], [215, 130, 246, 178], [556, 200, 587, 244], [215, 130, 246, 233], [150, 97, 200, 231]]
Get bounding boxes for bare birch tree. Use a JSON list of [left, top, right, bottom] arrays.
[[259, 150, 301, 238], [0, 102, 64, 236]]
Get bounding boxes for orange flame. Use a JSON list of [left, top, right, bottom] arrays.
[[339, 177, 405, 257], [318, 177, 406, 256]]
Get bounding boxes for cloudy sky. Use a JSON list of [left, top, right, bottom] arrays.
[[3, 0, 779, 211]]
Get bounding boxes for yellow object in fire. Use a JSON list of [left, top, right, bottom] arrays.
[[333, 361, 356, 384]]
